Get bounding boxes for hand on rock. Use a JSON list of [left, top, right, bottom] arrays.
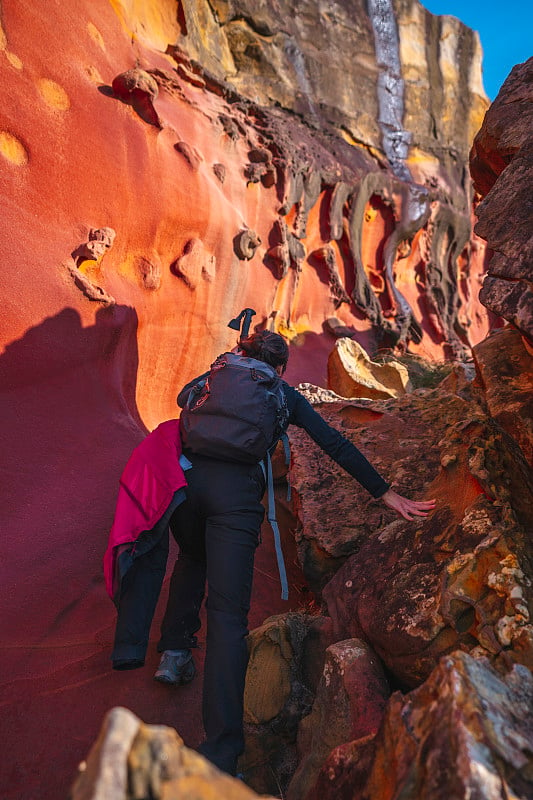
[[381, 488, 436, 521]]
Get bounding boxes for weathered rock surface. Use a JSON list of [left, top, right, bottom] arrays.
[[65, 44, 533, 800], [305, 736, 377, 800], [285, 326, 533, 693], [289, 388, 460, 594], [309, 652, 533, 800], [70, 706, 275, 800], [0, 0, 501, 796], [287, 639, 389, 800], [327, 338, 411, 399], [171, 237, 217, 289], [179, 0, 487, 170], [470, 57, 533, 342], [111, 68, 161, 127], [473, 327, 533, 466], [321, 407, 533, 684], [241, 613, 336, 796]]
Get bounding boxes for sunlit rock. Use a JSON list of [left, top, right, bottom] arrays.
[[289, 388, 459, 594], [327, 338, 411, 399], [70, 706, 275, 800], [171, 238, 217, 289], [321, 412, 533, 685], [0, 0, 500, 794], [234, 228, 262, 261]]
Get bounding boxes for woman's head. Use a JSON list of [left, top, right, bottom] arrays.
[[239, 330, 289, 374]]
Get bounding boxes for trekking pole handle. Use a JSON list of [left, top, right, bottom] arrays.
[[228, 308, 256, 338], [241, 308, 256, 337]]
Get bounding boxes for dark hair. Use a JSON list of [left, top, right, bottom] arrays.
[[239, 330, 289, 373]]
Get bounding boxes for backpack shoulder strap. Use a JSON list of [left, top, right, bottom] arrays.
[[223, 352, 278, 379]]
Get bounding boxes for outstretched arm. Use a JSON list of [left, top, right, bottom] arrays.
[[285, 386, 436, 519], [381, 488, 436, 521]]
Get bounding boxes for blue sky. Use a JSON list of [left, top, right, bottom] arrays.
[[422, 1, 532, 99]]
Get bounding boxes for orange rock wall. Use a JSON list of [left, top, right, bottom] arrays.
[[0, 2, 494, 798], [1, 1, 492, 428]]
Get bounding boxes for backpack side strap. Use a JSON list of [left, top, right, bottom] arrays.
[[264, 450, 289, 601]]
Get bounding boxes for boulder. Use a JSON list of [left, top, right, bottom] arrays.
[[311, 652, 533, 800], [70, 707, 275, 800], [241, 613, 336, 796], [305, 736, 376, 800], [288, 388, 466, 594], [287, 639, 389, 800], [322, 412, 533, 686], [470, 57, 533, 342], [327, 338, 411, 400]]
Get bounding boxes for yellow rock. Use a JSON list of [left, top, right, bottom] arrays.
[[0, 131, 28, 165], [71, 707, 276, 800], [327, 338, 410, 400], [6, 52, 23, 69], [244, 617, 292, 725], [87, 22, 105, 51], [109, 0, 181, 50], [38, 78, 70, 111]]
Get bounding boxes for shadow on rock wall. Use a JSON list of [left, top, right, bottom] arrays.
[[0, 305, 154, 798]]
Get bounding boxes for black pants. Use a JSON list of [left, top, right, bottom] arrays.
[[111, 491, 183, 666], [112, 454, 265, 775]]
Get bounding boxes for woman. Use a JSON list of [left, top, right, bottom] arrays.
[[151, 330, 435, 776]]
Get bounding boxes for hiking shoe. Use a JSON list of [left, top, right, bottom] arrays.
[[154, 650, 195, 685]]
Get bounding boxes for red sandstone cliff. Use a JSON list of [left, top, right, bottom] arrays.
[[0, 2, 498, 798]]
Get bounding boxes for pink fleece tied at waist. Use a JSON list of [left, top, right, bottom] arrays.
[[103, 419, 187, 598]]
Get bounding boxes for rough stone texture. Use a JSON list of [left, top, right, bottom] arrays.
[[473, 327, 533, 466], [171, 237, 217, 289], [288, 389, 459, 594], [74, 227, 117, 264], [470, 57, 533, 342], [135, 253, 163, 291], [111, 68, 161, 127], [324, 317, 356, 339], [0, 1, 495, 796], [323, 652, 533, 800], [321, 405, 533, 685], [70, 706, 141, 800], [241, 613, 336, 796], [234, 228, 262, 260], [327, 338, 411, 399], [305, 736, 377, 800], [174, 140, 203, 171], [180, 0, 487, 166], [70, 706, 276, 800], [287, 639, 389, 800], [286, 330, 533, 690]]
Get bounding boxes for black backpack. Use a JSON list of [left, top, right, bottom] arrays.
[[180, 352, 289, 463], [179, 352, 291, 599]]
